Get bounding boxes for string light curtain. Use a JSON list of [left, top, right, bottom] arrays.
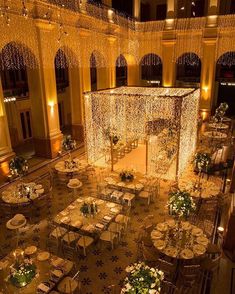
[[217, 15, 235, 66], [84, 87, 200, 179], [173, 17, 206, 64]]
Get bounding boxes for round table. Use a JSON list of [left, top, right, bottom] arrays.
[[151, 219, 209, 260], [55, 158, 87, 174], [178, 179, 220, 199], [1, 182, 44, 204], [203, 131, 227, 139], [208, 123, 229, 130]]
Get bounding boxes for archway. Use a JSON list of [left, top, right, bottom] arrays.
[[0, 42, 38, 159], [90, 52, 97, 91], [176, 52, 201, 86], [54, 49, 71, 134], [140, 53, 162, 86], [116, 54, 128, 87], [215, 51, 235, 116]]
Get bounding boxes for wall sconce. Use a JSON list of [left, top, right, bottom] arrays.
[[203, 86, 208, 94], [48, 101, 55, 113], [200, 109, 209, 122]]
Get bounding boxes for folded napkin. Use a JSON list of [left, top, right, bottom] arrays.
[[103, 215, 112, 221], [110, 208, 119, 213], [37, 283, 50, 293], [51, 269, 63, 278], [95, 223, 104, 229]]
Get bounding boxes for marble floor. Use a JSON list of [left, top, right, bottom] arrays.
[[0, 128, 235, 293]]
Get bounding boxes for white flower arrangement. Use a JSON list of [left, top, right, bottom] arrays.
[[168, 190, 196, 218], [194, 152, 211, 172], [121, 262, 164, 294]]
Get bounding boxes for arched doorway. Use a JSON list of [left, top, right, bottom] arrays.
[[215, 51, 235, 116], [90, 52, 97, 91], [176, 52, 201, 86], [116, 54, 128, 87], [0, 42, 37, 159], [140, 53, 162, 86], [54, 49, 72, 134]]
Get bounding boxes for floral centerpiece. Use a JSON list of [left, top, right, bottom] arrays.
[[9, 258, 36, 288], [213, 102, 229, 122], [9, 156, 29, 177], [194, 152, 211, 173], [62, 135, 77, 151], [121, 262, 164, 294], [168, 190, 196, 218], [120, 170, 134, 182], [80, 202, 98, 216]]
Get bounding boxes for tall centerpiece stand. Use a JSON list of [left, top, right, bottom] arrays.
[[167, 189, 196, 241]]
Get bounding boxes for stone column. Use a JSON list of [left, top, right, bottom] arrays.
[[133, 0, 141, 21], [200, 36, 217, 114], [166, 0, 176, 29], [0, 79, 15, 180], [69, 67, 84, 140], [208, 0, 220, 15], [33, 20, 63, 158], [162, 37, 176, 87]]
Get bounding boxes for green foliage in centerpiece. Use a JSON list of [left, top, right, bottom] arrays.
[[9, 156, 29, 177], [120, 170, 134, 182], [121, 262, 164, 294], [213, 102, 229, 122], [62, 135, 77, 151], [168, 190, 196, 218], [80, 202, 97, 216], [194, 152, 211, 172], [9, 259, 36, 288]]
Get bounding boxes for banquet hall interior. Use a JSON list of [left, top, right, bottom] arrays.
[[0, 0, 235, 293]]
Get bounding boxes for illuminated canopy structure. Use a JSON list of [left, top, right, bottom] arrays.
[[84, 87, 200, 180]]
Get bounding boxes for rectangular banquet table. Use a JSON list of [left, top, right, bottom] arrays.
[[0, 248, 73, 294], [105, 172, 145, 195], [53, 197, 123, 237]]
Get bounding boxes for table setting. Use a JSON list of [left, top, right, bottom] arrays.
[[55, 157, 87, 174], [54, 197, 122, 236], [0, 246, 73, 294], [104, 170, 144, 194], [1, 182, 45, 204], [151, 219, 209, 259]]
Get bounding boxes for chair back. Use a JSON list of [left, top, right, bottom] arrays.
[[62, 244, 75, 261], [161, 280, 178, 294]]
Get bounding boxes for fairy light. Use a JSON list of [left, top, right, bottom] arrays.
[[84, 87, 200, 180], [21, 0, 28, 18], [0, 0, 11, 26]]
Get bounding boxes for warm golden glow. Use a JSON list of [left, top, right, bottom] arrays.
[[84, 87, 200, 179]]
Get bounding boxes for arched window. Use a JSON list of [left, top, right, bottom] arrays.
[[140, 54, 162, 85], [116, 55, 128, 87], [0, 43, 29, 98], [54, 49, 69, 92], [176, 53, 201, 83], [90, 53, 97, 91], [215, 52, 235, 116]]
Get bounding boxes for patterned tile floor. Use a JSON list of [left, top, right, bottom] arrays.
[[0, 152, 234, 293]]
